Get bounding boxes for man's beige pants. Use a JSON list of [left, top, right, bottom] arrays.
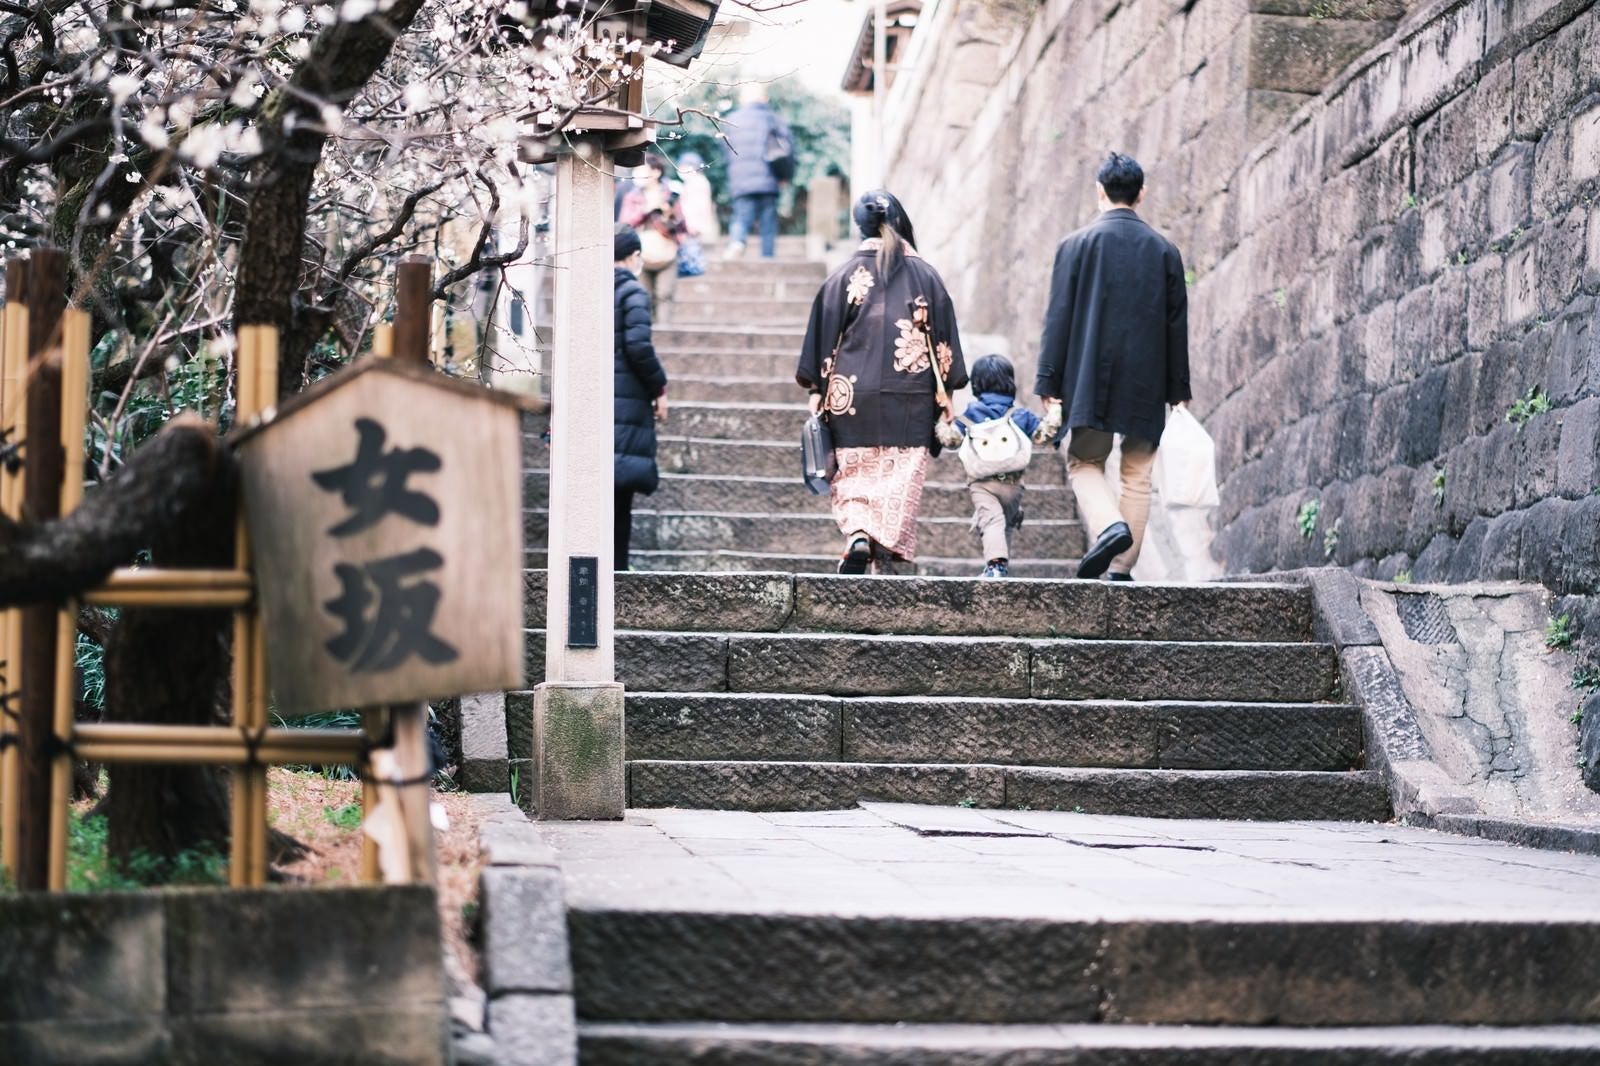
[[1065, 429, 1157, 576]]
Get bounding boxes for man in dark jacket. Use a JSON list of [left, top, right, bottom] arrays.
[[720, 84, 790, 259], [614, 226, 669, 570], [1034, 152, 1191, 580]]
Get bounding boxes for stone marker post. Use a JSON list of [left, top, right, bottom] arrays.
[[535, 149, 624, 820]]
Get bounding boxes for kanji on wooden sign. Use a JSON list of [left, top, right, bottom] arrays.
[[234, 358, 527, 715]]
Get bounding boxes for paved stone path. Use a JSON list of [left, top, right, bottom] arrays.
[[543, 802, 1600, 921]]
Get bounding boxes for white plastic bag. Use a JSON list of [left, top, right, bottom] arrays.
[[1155, 406, 1220, 508]]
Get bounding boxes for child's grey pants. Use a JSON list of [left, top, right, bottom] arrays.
[[969, 478, 1025, 561]]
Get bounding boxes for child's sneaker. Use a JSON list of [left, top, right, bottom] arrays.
[[981, 559, 1009, 579]]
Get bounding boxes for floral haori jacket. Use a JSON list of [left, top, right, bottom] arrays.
[[796, 243, 968, 451]]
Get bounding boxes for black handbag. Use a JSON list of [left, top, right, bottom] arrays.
[[801, 413, 836, 495]]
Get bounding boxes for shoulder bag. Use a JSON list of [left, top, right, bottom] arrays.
[[915, 300, 964, 451], [799, 289, 865, 494]]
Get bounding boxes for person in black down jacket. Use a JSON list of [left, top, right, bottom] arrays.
[[614, 226, 669, 571]]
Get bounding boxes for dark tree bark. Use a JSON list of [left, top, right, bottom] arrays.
[[0, 418, 226, 606], [97, 425, 303, 870], [233, 1, 428, 396]]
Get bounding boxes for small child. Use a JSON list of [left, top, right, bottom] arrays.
[[960, 355, 1042, 579]]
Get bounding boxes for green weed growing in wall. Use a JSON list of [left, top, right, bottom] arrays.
[[1394, 569, 1413, 585], [1432, 466, 1447, 507], [1296, 499, 1321, 540], [1505, 387, 1551, 430], [1545, 614, 1575, 650], [1322, 518, 1342, 559]]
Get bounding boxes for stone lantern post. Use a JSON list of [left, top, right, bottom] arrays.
[[521, 0, 720, 820]]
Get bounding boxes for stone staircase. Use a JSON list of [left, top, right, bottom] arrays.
[[515, 572, 1386, 819], [509, 572, 1600, 1063], [524, 249, 1086, 576], [505, 245, 1600, 1065]]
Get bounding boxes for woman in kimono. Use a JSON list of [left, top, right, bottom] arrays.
[[798, 191, 967, 574]]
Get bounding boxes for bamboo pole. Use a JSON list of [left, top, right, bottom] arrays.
[[245, 326, 276, 886], [74, 723, 367, 749], [46, 308, 89, 890], [0, 260, 25, 880], [94, 568, 255, 590], [229, 326, 259, 888], [393, 258, 431, 367], [83, 589, 254, 609], [16, 247, 65, 891], [73, 742, 365, 766], [83, 566, 255, 608]]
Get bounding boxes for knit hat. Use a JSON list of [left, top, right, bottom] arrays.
[[614, 227, 641, 261]]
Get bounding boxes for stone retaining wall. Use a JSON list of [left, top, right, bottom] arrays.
[[0, 885, 447, 1066], [882, 0, 1600, 639]]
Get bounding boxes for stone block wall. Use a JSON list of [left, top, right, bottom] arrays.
[[0, 885, 448, 1065], [882, 0, 1600, 632]]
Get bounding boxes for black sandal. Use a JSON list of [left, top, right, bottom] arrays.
[[838, 536, 871, 575]]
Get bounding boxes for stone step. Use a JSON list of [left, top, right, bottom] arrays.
[[665, 297, 813, 325], [540, 550, 1079, 578], [660, 400, 805, 441], [578, 1022, 1600, 1064], [654, 325, 805, 350], [523, 572, 1316, 642], [555, 811, 1600, 1031], [525, 471, 1080, 522], [519, 631, 1339, 701], [677, 276, 820, 301], [619, 694, 1362, 771], [914, 556, 1081, 578], [525, 435, 1070, 485], [655, 349, 798, 379], [571, 894, 1591, 1028], [624, 762, 1389, 817], [700, 255, 826, 280], [671, 374, 801, 404], [524, 508, 1085, 559]]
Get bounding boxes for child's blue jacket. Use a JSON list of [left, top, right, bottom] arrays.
[[959, 392, 1042, 438]]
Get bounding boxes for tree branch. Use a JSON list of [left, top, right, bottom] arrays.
[[0, 418, 228, 607], [333, 173, 453, 287]]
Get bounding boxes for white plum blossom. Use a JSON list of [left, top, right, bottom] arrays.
[[138, 119, 170, 149], [6, 0, 655, 398]]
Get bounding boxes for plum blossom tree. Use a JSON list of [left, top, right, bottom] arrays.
[[0, 0, 656, 872], [2, 0, 655, 415]]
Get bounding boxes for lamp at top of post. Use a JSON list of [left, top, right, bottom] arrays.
[[518, 0, 722, 166]]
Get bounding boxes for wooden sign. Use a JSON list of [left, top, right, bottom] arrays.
[[235, 360, 526, 715]]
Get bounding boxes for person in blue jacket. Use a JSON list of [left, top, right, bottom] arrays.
[[960, 354, 1041, 578], [720, 83, 791, 259], [613, 226, 669, 571]]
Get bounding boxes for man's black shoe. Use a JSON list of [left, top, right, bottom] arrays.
[[1077, 521, 1133, 579], [1108, 572, 1133, 582]]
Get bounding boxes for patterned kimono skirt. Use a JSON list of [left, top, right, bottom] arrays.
[[830, 446, 931, 560]]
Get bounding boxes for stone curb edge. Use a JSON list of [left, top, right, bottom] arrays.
[[1241, 567, 1600, 857], [454, 793, 578, 1066]]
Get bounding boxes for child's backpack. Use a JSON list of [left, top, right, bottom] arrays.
[[956, 407, 1032, 480]]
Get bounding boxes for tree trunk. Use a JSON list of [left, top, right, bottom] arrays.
[[102, 427, 237, 870]]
